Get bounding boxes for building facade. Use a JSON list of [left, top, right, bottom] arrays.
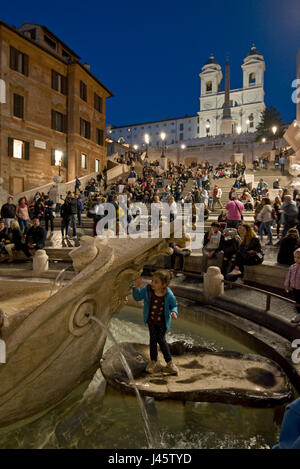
[[109, 44, 265, 147], [0, 21, 113, 194]]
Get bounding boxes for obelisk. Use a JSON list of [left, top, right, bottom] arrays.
[[297, 49, 300, 121], [220, 56, 234, 134]]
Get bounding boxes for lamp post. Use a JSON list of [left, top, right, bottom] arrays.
[[160, 132, 166, 157], [205, 122, 210, 137], [272, 126, 277, 150], [237, 125, 242, 153], [144, 133, 150, 158]]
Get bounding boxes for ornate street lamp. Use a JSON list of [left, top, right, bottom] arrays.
[[144, 133, 150, 158], [205, 122, 210, 137], [272, 126, 277, 150], [160, 132, 166, 157], [237, 125, 242, 152]]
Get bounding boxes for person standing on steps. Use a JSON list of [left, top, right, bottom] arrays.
[[132, 271, 179, 376], [212, 185, 223, 211], [226, 195, 244, 229]]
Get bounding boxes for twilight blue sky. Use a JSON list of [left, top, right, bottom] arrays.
[[2, 0, 300, 126]]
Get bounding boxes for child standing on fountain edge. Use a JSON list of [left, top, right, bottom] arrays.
[[132, 270, 179, 375]]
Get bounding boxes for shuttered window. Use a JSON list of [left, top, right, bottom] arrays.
[[96, 128, 104, 146], [51, 110, 67, 133], [13, 94, 24, 118], [80, 118, 90, 139], [80, 81, 87, 101], [51, 70, 67, 95], [10, 46, 29, 76], [8, 137, 29, 160], [94, 93, 102, 113]]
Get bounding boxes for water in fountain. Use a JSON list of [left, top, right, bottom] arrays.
[[50, 265, 73, 297], [87, 315, 156, 448]]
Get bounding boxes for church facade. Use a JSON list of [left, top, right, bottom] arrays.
[[199, 45, 265, 138], [109, 45, 266, 147]]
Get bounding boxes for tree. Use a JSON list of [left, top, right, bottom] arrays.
[[255, 105, 285, 141]]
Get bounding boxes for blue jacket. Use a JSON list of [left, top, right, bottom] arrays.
[[132, 285, 178, 331], [273, 398, 300, 449]]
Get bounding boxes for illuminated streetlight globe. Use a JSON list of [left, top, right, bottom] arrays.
[[246, 119, 250, 125], [160, 132, 166, 141], [181, 144, 186, 150], [144, 134, 150, 144], [133, 145, 138, 150], [205, 123, 210, 129], [237, 126, 242, 135], [272, 126, 278, 135], [262, 138, 266, 143]]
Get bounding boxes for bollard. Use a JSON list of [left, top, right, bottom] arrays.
[[33, 249, 49, 274], [203, 266, 224, 300]]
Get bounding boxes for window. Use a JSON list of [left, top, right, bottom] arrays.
[[13, 139, 23, 159], [96, 128, 104, 146], [206, 81, 212, 93], [80, 118, 91, 139], [62, 49, 71, 59], [13, 94, 24, 119], [51, 110, 67, 133], [179, 133, 184, 141], [250, 122, 254, 128], [8, 137, 29, 160], [249, 73, 256, 85], [180, 124, 184, 131], [50, 149, 63, 166], [197, 117, 199, 124], [10, 47, 29, 76], [197, 126, 199, 134], [94, 93, 102, 112], [52, 70, 67, 95], [95, 159, 100, 172], [44, 35, 57, 50], [80, 81, 87, 101], [81, 153, 87, 169]]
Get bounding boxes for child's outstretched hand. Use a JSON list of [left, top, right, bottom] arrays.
[[171, 312, 177, 320], [134, 277, 143, 289]]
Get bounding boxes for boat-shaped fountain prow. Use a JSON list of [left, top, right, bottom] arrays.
[[0, 232, 177, 428], [100, 341, 294, 407]]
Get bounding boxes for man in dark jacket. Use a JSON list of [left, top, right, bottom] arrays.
[[65, 193, 77, 238], [1, 197, 16, 228], [25, 218, 46, 251]]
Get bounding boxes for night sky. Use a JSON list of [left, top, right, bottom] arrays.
[[2, 0, 300, 126]]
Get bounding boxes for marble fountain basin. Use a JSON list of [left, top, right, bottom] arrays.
[[101, 341, 294, 407]]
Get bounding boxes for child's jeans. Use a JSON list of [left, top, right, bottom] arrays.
[[148, 322, 172, 363]]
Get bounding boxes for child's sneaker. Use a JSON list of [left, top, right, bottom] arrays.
[[145, 360, 160, 373], [163, 361, 179, 376]]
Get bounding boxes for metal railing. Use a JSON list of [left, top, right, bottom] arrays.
[[223, 279, 300, 312]]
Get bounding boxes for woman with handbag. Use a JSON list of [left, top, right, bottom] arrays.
[[228, 224, 264, 283]]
